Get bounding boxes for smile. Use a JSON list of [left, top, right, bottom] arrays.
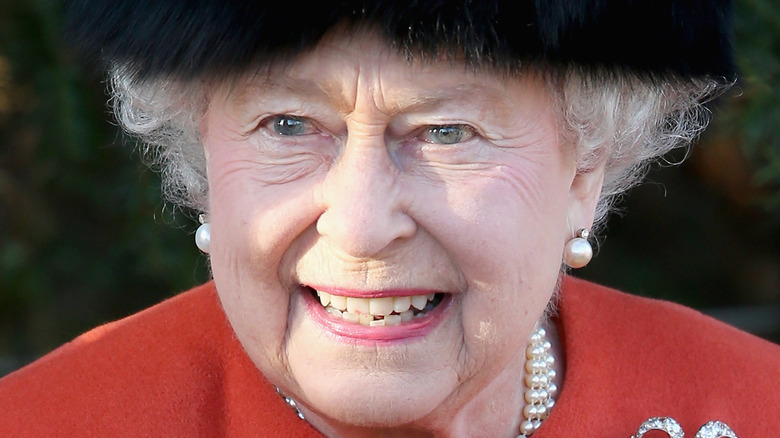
[[314, 290, 444, 327], [300, 285, 451, 341]]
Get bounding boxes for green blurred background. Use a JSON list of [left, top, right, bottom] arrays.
[[1, 0, 779, 376]]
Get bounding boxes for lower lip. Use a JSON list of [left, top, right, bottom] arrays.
[[302, 289, 451, 344]]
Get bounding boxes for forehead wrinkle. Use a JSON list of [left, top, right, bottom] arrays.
[[227, 75, 336, 112], [227, 64, 525, 122], [346, 82, 513, 121], [391, 82, 521, 118]]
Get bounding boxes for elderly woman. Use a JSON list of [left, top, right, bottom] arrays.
[[1, 1, 779, 437]]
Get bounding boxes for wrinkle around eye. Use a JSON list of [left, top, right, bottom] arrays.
[[405, 159, 502, 184], [217, 154, 329, 187], [257, 155, 329, 185], [247, 122, 339, 159]]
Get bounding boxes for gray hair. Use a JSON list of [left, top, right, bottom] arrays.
[[110, 64, 727, 232]]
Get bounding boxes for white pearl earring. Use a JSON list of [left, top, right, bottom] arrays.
[[195, 214, 211, 253], [563, 228, 592, 268]]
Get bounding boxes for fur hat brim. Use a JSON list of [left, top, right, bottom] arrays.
[[63, 0, 735, 81]]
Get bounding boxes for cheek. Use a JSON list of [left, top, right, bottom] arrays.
[[422, 149, 572, 269], [204, 130, 326, 253], [412, 151, 571, 359], [207, 169, 321, 291], [202, 137, 326, 363]]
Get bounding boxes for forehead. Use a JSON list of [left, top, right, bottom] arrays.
[[221, 31, 548, 114]]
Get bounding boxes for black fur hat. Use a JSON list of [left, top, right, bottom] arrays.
[[63, 0, 735, 81]]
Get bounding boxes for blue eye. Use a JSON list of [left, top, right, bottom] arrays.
[[272, 115, 310, 136], [420, 125, 476, 145]]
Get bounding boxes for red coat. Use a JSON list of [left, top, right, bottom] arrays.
[[1, 277, 778, 437]]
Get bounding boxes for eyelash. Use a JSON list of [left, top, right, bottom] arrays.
[[262, 115, 478, 147], [417, 125, 477, 145], [265, 115, 318, 137]]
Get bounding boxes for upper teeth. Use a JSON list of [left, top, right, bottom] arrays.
[[316, 290, 437, 327]]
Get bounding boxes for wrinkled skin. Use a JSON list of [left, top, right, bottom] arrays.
[[200, 31, 605, 437]]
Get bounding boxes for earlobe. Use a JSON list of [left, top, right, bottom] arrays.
[[563, 162, 604, 268]]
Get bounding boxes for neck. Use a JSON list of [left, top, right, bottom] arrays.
[[447, 320, 564, 438]]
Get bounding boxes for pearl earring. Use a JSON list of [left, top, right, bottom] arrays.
[[195, 214, 211, 253], [563, 228, 592, 268]]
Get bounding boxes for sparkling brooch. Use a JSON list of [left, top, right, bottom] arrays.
[[632, 417, 738, 438]]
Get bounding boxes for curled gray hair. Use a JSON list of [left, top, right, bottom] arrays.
[[110, 64, 727, 231]]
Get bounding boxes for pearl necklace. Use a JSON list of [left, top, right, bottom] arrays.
[[517, 325, 557, 437], [277, 325, 558, 437]]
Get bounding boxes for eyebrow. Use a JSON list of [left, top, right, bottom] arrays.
[[229, 75, 506, 116]]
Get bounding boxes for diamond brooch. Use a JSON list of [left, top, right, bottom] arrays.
[[632, 417, 738, 438]]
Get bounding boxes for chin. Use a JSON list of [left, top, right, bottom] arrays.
[[284, 314, 463, 429], [302, 376, 449, 428]]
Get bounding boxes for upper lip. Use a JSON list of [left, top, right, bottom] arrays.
[[303, 285, 444, 299]]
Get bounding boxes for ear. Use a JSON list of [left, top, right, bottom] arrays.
[[200, 117, 212, 163], [566, 158, 607, 234]]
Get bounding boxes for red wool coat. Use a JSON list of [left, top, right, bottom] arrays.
[[1, 277, 778, 437]]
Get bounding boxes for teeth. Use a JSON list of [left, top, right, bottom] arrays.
[[358, 313, 373, 326], [393, 296, 411, 313], [346, 297, 370, 315], [330, 294, 347, 311], [319, 291, 331, 306], [384, 314, 402, 326], [342, 311, 359, 323], [411, 295, 428, 310], [315, 290, 440, 327], [369, 297, 395, 316]]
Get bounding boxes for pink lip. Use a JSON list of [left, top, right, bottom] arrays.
[[301, 287, 451, 344], [305, 285, 441, 299]]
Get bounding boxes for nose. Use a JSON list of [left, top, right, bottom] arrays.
[[316, 134, 416, 259]]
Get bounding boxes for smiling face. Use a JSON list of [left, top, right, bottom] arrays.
[[201, 31, 603, 436]]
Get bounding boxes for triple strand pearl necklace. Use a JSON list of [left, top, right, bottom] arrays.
[[517, 325, 557, 437], [278, 325, 558, 437]]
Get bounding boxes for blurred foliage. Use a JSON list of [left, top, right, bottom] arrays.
[[578, 0, 780, 341], [724, 0, 780, 213], [0, 0, 209, 374], [0, 0, 778, 376]]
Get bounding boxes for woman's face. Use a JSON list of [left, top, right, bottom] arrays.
[[202, 32, 602, 433]]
